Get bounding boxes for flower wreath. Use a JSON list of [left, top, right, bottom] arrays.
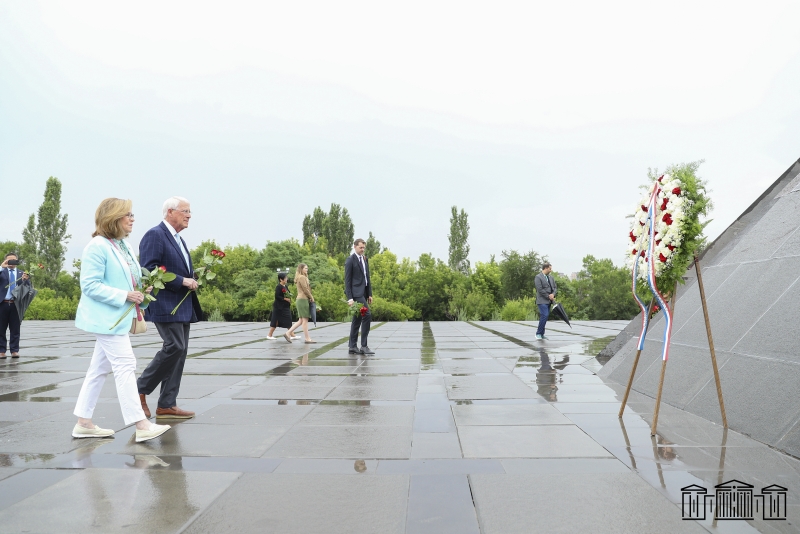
[[626, 174, 689, 279], [625, 162, 712, 294]]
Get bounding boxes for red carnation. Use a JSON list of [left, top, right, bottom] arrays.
[[640, 251, 645, 257], [632, 249, 637, 256], [672, 187, 681, 195], [641, 205, 648, 212], [629, 231, 636, 243], [662, 213, 673, 225], [159, 266, 167, 272], [657, 175, 664, 183], [667, 244, 676, 251], [659, 253, 667, 263], [660, 198, 668, 211], [655, 239, 661, 245], [360, 306, 368, 317], [639, 221, 645, 226]]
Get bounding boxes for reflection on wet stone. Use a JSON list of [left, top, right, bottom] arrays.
[[2, 319, 797, 531]]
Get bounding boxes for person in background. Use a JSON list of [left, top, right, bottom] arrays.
[[72, 198, 170, 442], [0, 253, 29, 359], [344, 238, 374, 355], [267, 272, 294, 340], [534, 262, 557, 340], [285, 263, 316, 344]]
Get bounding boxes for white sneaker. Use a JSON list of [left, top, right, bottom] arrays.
[[72, 424, 114, 438], [266, 336, 276, 340], [135, 423, 171, 443]]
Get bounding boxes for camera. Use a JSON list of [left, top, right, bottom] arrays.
[[7, 259, 20, 266]]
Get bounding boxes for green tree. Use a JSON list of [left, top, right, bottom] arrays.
[[24, 177, 71, 287], [573, 255, 640, 320], [301, 204, 355, 256], [260, 239, 304, 272], [448, 206, 470, 274], [365, 231, 382, 258], [499, 249, 544, 301], [0, 241, 19, 258], [407, 253, 459, 320]]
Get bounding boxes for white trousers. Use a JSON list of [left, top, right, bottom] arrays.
[[74, 333, 146, 426]]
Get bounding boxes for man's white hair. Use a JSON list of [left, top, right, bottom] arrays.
[[162, 196, 190, 219]]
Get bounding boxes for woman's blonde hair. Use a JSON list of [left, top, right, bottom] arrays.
[[295, 263, 308, 279], [93, 198, 132, 239]]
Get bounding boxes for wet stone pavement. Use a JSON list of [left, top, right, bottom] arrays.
[[0, 320, 798, 533]]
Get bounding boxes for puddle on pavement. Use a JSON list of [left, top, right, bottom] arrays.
[[421, 322, 437, 369]]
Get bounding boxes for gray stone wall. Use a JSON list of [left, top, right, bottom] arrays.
[[599, 158, 800, 457]]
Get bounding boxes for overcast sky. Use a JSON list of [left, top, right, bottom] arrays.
[[2, 1, 799, 274]]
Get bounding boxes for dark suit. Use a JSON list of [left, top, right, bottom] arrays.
[[344, 253, 372, 349], [0, 268, 28, 353], [137, 222, 202, 409]]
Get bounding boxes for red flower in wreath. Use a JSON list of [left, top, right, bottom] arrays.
[[659, 253, 667, 263], [672, 187, 681, 195], [662, 213, 673, 226], [631, 249, 637, 256], [641, 205, 648, 212], [629, 231, 636, 243], [667, 244, 676, 251], [360, 306, 368, 317], [660, 198, 668, 211]]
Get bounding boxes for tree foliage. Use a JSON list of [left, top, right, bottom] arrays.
[[302, 204, 354, 256], [448, 206, 470, 274], [23, 177, 71, 287]]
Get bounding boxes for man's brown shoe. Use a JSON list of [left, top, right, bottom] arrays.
[[139, 394, 151, 418], [156, 406, 195, 419]]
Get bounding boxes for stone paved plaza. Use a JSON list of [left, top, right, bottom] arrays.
[[0, 320, 798, 533]]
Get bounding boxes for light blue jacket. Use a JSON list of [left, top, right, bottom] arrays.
[[75, 236, 147, 335]]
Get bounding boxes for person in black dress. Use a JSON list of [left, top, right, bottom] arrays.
[[267, 273, 293, 340]]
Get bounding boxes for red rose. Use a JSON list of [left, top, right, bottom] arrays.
[[657, 175, 664, 183], [659, 253, 667, 263], [38, 263, 44, 269], [655, 239, 661, 246], [281, 287, 287, 293], [629, 231, 636, 243], [360, 306, 368, 317], [662, 213, 673, 225], [217, 251, 226, 258], [667, 244, 676, 251], [210, 250, 219, 257], [672, 187, 681, 195], [660, 198, 668, 211], [159, 266, 167, 272], [640, 251, 645, 258]]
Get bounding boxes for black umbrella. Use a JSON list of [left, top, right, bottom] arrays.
[[309, 301, 318, 327], [549, 302, 572, 328], [11, 282, 38, 320]]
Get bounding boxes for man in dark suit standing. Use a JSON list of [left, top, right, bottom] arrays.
[[344, 238, 374, 355], [0, 253, 29, 359], [137, 197, 202, 419]]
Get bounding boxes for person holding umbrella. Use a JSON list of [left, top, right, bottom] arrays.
[[72, 198, 171, 442], [285, 263, 316, 344], [534, 262, 557, 340], [0, 253, 29, 359]]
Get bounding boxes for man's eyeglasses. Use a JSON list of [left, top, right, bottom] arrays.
[[171, 208, 192, 215]]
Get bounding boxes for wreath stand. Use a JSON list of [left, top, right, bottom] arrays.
[[618, 253, 727, 435]]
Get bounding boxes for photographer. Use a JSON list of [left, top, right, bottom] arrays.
[[0, 253, 30, 359]]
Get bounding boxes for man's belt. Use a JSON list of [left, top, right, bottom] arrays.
[[2, 300, 14, 303]]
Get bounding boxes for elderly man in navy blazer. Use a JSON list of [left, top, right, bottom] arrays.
[[344, 238, 374, 355], [137, 197, 202, 419], [0, 253, 29, 358]]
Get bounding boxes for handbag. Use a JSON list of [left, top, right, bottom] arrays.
[[107, 238, 147, 335]]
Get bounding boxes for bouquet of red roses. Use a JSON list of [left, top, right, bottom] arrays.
[[171, 248, 225, 314], [342, 299, 369, 319], [110, 265, 176, 329]]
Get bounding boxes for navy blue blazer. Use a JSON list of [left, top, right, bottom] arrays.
[[344, 253, 372, 300], [1, 268, 29, 300], [139, 221, 202, 323]]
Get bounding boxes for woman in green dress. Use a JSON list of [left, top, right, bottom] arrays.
[[285, 264, 316, 344]]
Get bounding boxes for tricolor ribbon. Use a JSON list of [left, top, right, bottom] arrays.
[[631, 181, 674, 361]]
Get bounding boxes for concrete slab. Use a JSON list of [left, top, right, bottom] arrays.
[[458, 425, 613, 458]]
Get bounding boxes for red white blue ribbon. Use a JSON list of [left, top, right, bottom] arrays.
[[631, 181, 674, 361]]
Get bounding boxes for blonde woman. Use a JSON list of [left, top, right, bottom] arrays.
[[72, 198, 171, 443], [285, 263, 316, 344]]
